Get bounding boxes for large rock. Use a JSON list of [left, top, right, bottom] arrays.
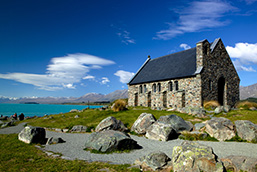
[[131, 113, 156, 134], [95, 116, 127, 132], [235, 120, 257, 142], [134, 151, 172, 171], [145, 122, 177, 141], [70, 125, 88, 132], [18, 126, 46, 144], [84, 130, 140, 152], [157, 115, 193, 133], [205, 117, 236, 141], [221, 156, 257, 172], [46, 137, 65, 145], [172, 141, 224, 172]]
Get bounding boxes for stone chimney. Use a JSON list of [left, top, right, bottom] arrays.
[[196, 39, 210, 69]]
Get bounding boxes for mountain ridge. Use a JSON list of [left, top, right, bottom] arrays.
[[0, 89, 128, 104]]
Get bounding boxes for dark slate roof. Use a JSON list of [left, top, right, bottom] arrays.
[[129, 47, 197, 85]]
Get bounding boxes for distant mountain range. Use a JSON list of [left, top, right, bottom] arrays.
[[240, 83, 257, 100], [0, 89, 128, 104], [0, 83, 256, 104]]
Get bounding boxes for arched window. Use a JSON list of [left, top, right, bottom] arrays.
[[152, 84, 156, 93], [175, 81, 179, 91], [144, 85, 147, 93], [168, 81, 173, 91], [157, 83, 161, 92], [139, 85, 143, 94]]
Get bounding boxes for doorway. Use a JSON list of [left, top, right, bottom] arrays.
[[163, 91, 167, 108], [134, 93, 138, 106], [218, 77, 225, 105], [148, 92, 151, 107]]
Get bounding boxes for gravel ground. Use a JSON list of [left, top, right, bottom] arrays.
[[1, 124, 257, 164]]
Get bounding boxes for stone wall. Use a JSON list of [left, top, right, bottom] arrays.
[[128, 75, 202, 109], [199, 39, 240, 107]]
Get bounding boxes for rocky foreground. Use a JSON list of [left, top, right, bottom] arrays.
[[1, 111, 257, 172]]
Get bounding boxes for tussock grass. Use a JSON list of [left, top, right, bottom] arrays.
[[0, 134, 140, 172], [112, 99, 127, 112], [203, 100, 220, 109], [236, 101, 257, 110]]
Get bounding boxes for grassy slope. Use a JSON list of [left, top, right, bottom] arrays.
[[0, 134, 140, 172], [23, 107, 257, 131], [23, 107, 202, 130]]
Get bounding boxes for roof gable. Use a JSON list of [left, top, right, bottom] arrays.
[[129, 47, 197, 85]]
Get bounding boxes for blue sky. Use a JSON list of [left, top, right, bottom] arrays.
[[0, 0, 257, 98]]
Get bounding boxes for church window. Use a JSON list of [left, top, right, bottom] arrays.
[[153, 84, 156, 92], [175, 81, 179, 91], [157, 83, 161, 92], [169, 81, 173, 91]]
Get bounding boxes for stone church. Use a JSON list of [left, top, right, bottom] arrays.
[[128, 38, 240, 109]]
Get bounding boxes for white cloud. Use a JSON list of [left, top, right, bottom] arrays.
[[155, 1, 236, 40], [0, 54, 115, 90], [226, 42, 257, 72], [114, 70, 135, 84], [226, 43, 257, 63], [232, 60, 256, 72], [101, 77, 110, 84], [83, 75, 95, 80], [180, 43, 191, 50]]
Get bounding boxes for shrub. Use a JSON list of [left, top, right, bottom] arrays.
[[203, 100, 220, 109], [112, 99, 127, 112], [236, 101, 257, 110]]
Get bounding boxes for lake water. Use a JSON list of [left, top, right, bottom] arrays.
[[0, 104, 103, 117]]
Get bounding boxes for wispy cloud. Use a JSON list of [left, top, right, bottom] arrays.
[[111, 24, 135, 45], [117, 30, 136, 45], [114, 70, 135, 84], [180, 43, 191, 50], [244, 0, 257, 4], [226, 42, 257, 72], [0, 54, 115, 90], [101, 77, 110, 84], [155, 1, 236, 40]]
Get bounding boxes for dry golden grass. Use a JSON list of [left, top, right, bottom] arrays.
[[203, 100, 220, 109], [112, 99, 127, 112], [236, 101, 257, 109]]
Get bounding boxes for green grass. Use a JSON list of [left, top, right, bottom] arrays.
[[0, 134, 140, 172], [22, 107, 202, 131], [213, 109, 257, 124]]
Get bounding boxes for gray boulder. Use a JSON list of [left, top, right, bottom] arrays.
[[18, 126, 46, 144], [131, 113, 156, 134], [134, 151, 171, 171], [157, 114, 193, 133], [70, 125, 88, 132], [235, 120, 257, 142], [95, 116, 127, 132], [221, 156, 257, 172], [46, 137, 65, 145], [194, 123, 206, 131], [223, 105, 231, 113], [214, 106, 223, 114], [205, 117, 236, 141], [84, 130, 140, 152], [172, 141, 224, 172], [145, 122, 177, 141]]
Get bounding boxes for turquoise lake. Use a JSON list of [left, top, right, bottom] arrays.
[[0, 104, 102, 117]]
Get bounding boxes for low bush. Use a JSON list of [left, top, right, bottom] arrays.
[[236, 101, 257, 110], [203, 100, 220, 109], [112, 99, 127, 112]]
